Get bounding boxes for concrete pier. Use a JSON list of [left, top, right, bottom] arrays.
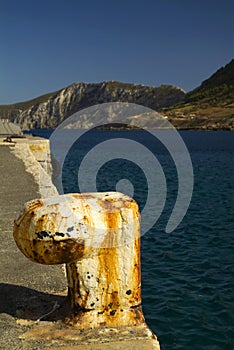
[[0, 136, 160, 349]]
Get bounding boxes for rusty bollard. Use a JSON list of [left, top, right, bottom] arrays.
[[13, 192, 145, 329]]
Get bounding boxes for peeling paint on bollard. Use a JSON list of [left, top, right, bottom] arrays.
[[13, 192, 160, 348]]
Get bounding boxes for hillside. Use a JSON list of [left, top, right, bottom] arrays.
[[0, 90, 61, 119], [0, 59, 233, 130], [162, 59, 234, 129], [0, 82, 185, 129]]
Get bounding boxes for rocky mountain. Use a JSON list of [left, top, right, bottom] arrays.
[[0, 82, 185, 130], [163, 59, 234, 129], [1, 59, 233, 130]]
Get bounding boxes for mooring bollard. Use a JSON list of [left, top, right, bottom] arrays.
[[13, 192, 145, 329]]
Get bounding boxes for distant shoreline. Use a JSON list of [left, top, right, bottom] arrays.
[[22, 127, 234, 140]]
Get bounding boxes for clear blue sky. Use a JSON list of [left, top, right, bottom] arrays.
[[1, 0, 233, 104]]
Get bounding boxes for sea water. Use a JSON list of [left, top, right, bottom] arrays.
[[31, 129, 234, 350]]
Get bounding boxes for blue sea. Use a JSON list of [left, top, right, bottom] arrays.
[[30, 129, 234, 350]]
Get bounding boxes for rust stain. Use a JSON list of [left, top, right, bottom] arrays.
[[29, 144, 47, 151], [68, 306, 145, 328], [72, 193, 96, 200], [34, 212, 57, 234], [27, 198, 44, 211], [83, 215, 88, 221], [67, 262, 81, 309], [15, 237, 85, 265], [97, 246, 121, 312], [98, 197, 122, 212], [130, 237, 141, 303], [14, 199, 44, 226], [97, 200, 121, 310]]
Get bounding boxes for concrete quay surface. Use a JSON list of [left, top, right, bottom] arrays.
[[0, 137, 160, 350]]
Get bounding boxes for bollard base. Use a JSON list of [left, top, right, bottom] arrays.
[[65, 305, 145, 329], [19, 321, 160, 349]]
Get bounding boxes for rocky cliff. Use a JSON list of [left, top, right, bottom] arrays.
[[1, 59, 233, 130], [0, 81, 185, 129]]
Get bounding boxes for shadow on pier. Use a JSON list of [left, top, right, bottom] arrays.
[[0, 283, 68, 322]]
